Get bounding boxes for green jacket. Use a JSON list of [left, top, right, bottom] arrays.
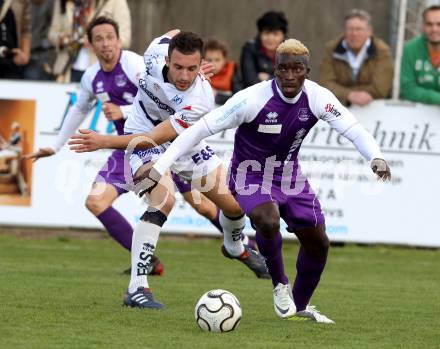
[[400, 35, 440, 105]]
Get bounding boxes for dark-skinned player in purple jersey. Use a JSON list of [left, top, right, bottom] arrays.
[[70, 38, 391, 321]]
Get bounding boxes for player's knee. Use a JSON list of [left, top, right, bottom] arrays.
[[193, 203, 212, 218], [317, 234, 330, 257], [305, 234, 330, 260], [220, 200, 244, 218], [160, 194, 176, 215], [85, 194, 109, 216], [251, 214, 280, 238]]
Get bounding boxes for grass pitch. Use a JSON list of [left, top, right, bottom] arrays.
[[0, 232, 439, 349]]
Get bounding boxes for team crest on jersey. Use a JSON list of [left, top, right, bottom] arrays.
[[171, 94, 183, 105], [153, 83, 160, 91], [115, 74, 127, 87], [96, 81, 104, 93], [298, 108, 310, 122], [265, 111, 278, 123]]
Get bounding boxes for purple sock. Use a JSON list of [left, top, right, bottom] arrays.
[[255, 231, 288, 287], [292, 247, 327, 311], [96, 207, 133, 251], [209, 208, 223, 233]]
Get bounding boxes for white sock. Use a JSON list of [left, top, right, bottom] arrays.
[[220, 211, 245, 257], [241, 234, 249, 245], [128, 220, 161, 293]]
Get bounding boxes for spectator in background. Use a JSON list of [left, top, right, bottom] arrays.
[[319, 9, 393, 106], [23, 0, 55, 80], [0, 0, 31, 79], [400, 5, 440, 105], [48, 0, 131, 82], [203, 39, 242, 105], [0, 122, 28, 195], [240, 10, 287, 88]]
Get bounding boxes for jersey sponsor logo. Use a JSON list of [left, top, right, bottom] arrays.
[[298, 108, 310, 122], [191, 145, 215, 164], [133, 147, 164, 158], [258, 124, 282, 134], [171, 94, 183, 105], [324, 103, 341, 118], [139, 78, 176, 115], [115, 74, 127, 87], [265, 111, 278, 123], [215, 99, 247, 125]]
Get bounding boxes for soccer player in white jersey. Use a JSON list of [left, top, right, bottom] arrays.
[[74, 38, 392, 321], [71, 30, 269, 309], [24, 17, 169, 274]]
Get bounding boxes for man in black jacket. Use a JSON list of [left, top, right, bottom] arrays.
[[240, 10, 287, 87]]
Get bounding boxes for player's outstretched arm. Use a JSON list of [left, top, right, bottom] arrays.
[[316, 86, 391, 181], [68, 120, 179, 153], [153, 119, 214, 176]]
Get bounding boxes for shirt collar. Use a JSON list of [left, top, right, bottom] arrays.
[[273, 79, 303, 104]]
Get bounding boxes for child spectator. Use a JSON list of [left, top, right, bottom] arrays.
[[204, 39, 242, 105], [240, 10, 287, 87]]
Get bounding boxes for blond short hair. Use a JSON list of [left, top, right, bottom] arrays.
[[276, 39, 309, 56]]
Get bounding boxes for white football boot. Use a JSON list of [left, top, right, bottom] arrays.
[[290, 305, 335, 323], [273, 283, 296, 318]]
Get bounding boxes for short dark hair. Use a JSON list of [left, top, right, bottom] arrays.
[[423, 5, 440, 22], [168, 31, 204, 58], [204, 39, 229, 58], [87, 16, 119, 43], [257, 11, 288, 34]]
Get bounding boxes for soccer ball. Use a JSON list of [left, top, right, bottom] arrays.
[[194, 289, 242, 333]]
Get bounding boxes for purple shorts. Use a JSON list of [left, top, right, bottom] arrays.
[[228, 166, 325, 232], [171, 172, 192, 194], [95, 150, 129, 196]]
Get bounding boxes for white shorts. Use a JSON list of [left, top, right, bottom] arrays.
[[128, 140, 221, 181]]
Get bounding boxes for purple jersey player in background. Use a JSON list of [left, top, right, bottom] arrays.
[[140, 38, 391, 322], [24, 16, 165, 275]]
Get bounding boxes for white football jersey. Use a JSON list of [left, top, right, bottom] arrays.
[[124, 34, 221, 179], [124, 35, 215, 135]]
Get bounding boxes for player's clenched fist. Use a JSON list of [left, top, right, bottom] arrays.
[[371, 158, 391, 181]]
